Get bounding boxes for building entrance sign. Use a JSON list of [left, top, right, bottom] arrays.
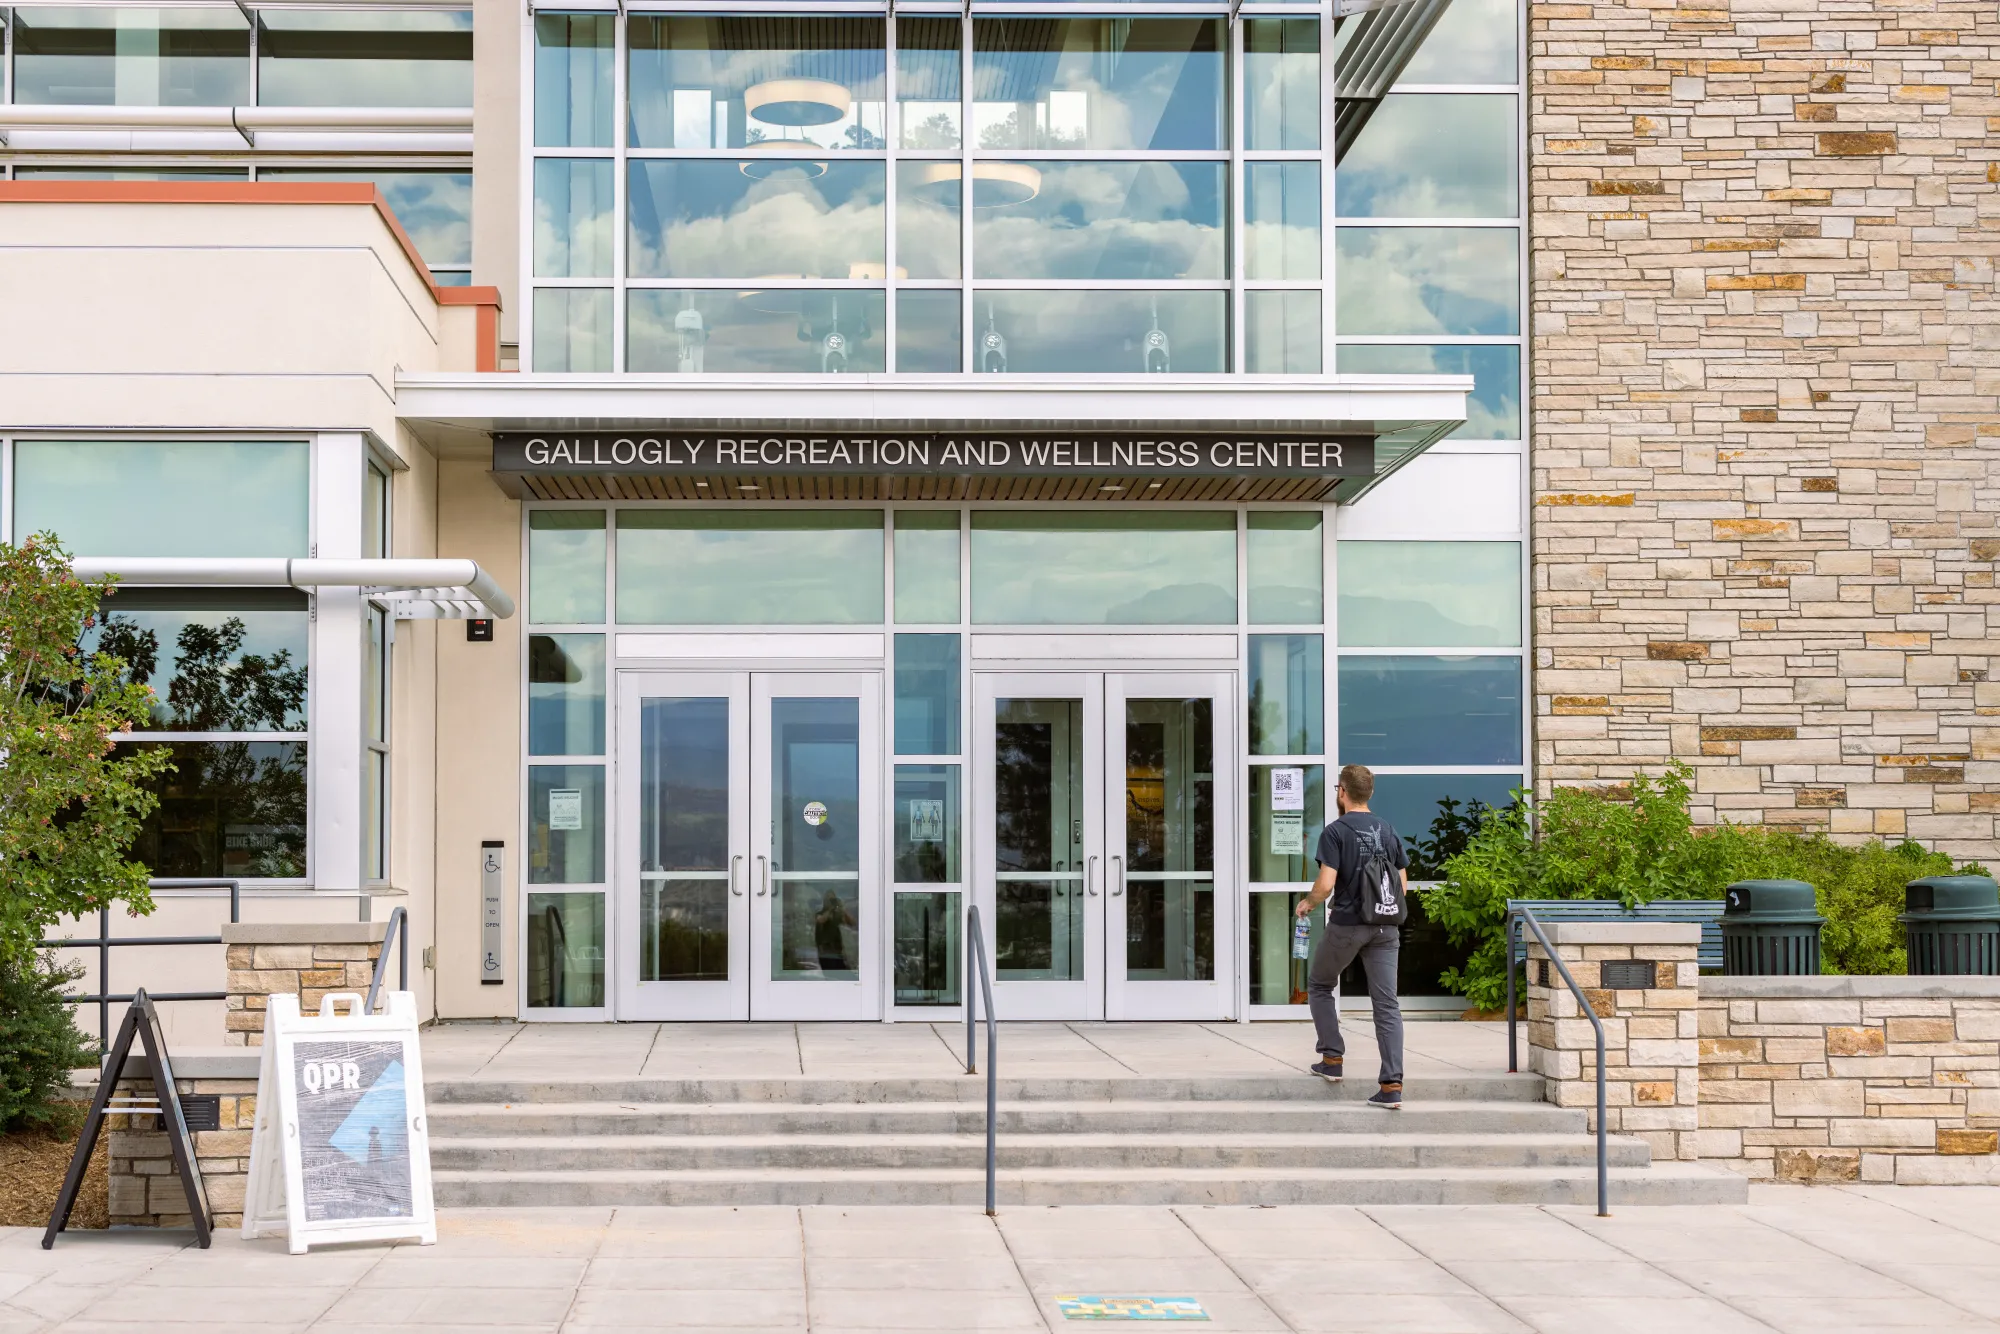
[[496, 431, 1375, 480]]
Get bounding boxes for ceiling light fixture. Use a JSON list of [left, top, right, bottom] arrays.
[[744, 78, 851, 127]]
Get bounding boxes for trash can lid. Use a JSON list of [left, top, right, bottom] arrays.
[[1902, 875, 2000, 920], [1723, 879, 1821, 920]]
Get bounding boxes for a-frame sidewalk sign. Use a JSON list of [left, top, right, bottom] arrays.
[[242, 990, 436, 1254], [43, 988, 212, 1249]]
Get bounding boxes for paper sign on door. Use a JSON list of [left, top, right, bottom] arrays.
[[1269, 768, 1306, 811], [909, 799, 944, 843], [548, 789, 583, 831], [1270, 812, 1305, 856]]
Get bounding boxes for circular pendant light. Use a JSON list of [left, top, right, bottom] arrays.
[[744, 78, 852, 128], [738, 140, 829, 180], [914, 161, 1041, 208]]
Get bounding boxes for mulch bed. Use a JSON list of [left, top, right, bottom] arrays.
[[0, 1120, 107, 1229]]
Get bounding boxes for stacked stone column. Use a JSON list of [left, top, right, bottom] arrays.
[[1524, 921, 1702, 1161]]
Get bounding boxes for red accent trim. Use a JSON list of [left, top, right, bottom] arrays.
[[0, 182, 505, 373]]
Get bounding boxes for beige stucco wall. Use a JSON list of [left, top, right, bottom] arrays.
[[0, 199, 484, 442], [473, 0, 522, 353], [433, 457, 523, 1018], [389, 429, 443, 1019]]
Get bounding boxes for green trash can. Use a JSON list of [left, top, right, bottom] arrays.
[[1721, 879, 1825, 975], [1900, 876, 2000, 975]]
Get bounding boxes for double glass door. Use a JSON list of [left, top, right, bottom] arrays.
[[616, 671, 881, 1020], [973, 672, 1234, 1020]]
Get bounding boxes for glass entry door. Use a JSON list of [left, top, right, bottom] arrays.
[[616, 671, 881, 1021], [972, 672, 1234, 1020]]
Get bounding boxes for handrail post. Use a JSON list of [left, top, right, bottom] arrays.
[[1505, 911, 1520, 1073], [1515, 906, 1608, 1218], [965, 905, 997, 1216], [365, 907, 408, 1014]]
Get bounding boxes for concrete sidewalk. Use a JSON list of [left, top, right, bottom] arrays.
[[420, 1019, 1501, 1083], [10, 1189, 2000, 1333]]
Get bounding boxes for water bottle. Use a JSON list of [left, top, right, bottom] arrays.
[[1292, 913, 1312, 960]]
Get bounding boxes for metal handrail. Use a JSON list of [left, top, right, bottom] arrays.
[[39, 879, 241, 1053], [1507, 905, 1608, 1217], [963, 906, 998, 1216], [543, 903, 570, 1007], [364, 906, 410, 1013]]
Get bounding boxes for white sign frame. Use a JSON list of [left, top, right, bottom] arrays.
[[243, 992, 437, 1254]]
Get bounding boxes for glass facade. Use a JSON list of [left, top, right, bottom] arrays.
[[521, 0, 1525, 399]]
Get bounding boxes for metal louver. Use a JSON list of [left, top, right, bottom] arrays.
[[1332, 0, 1456, 163]]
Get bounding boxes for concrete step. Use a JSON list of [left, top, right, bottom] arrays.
[[428, 1130, 1654, 1172], [424, 1072, 1546, 1107], [432, 1161, 1749, 1208], [426, 1098, 1591, 1138]]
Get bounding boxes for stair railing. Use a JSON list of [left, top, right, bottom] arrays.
[[364, 906, 411, 1013], [39, 879, 241, 1054], [1508, 904, 1608, 1217], [963, 905, 998, 1215]]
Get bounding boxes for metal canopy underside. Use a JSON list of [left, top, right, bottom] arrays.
[[395, 374, 1469, 507]]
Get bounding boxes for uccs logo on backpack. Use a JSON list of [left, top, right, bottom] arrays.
[[1355, 827, 1407, 927]]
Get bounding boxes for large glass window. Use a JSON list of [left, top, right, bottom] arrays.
[[970, 290, 1225, 374], [894, 512, 960, 624], [527, 891, 606, 1008], [1336, 95, 1518, 219], [616, 511, 885, 624], [1246, 512, 1322, 624], [122, 741, 308, 879], [627, 161, 885, 279], [529, 633, 607, 756], [972, 162, 1224, 281], [971, 18, 1223, 151], [535, 14, 614, 149], [1248, 634, 1323, 757], [628, 16, 885, 151], [628, 290, 887, 374], [13, 441, 308, 558], [1243, 19, 1318, 151], [1335, 228, 1519, 336], [534, 159, 615, 278], [970, 512, 1235, 624], [532, 290, 614, 373], [256, 10, 473, 108], [11, 6, 249, 106], [894, 633, 960, 756], [1337, 541, 1522, 647], [529, 764, 607, 884], [897, 17, 961, 150], [1337, 656, 1523, 767], [86, 589, 309, 731], [1245, 162, 1320, 281], [529, 510, 608, 624]]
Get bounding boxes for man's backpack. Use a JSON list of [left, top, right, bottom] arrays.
[[1352, 821, 1407, 927]]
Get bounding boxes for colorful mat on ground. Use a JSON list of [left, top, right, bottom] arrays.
[[1055, 1296, 1210, 1321]]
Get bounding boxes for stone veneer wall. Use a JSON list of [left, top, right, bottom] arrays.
[[1529, 0, 2000, 859], [1699, 976, 2000, 1182], [107, 1053, 259, 1228], [1524, 922, 1703, 1162], [224, 922, 387, 1044]]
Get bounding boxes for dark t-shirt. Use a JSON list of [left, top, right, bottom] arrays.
[[1315, 811, 1409, 927]]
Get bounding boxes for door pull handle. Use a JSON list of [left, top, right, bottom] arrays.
[[1111, 854, 1125, 897], [756, 854, 770, 897], [730, 853, 745, 896], [1087, 854, 1099, 897]]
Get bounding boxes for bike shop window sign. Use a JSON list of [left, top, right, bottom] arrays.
[[493, 432, 1376, 478]]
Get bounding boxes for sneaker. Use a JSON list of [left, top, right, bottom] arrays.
[[1368, 1083, 1403, 1110], [1308, 1059, 1343, 1083]]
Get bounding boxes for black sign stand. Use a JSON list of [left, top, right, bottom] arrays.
[[43, 989, 212, 1249]]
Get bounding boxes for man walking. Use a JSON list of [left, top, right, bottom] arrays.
[[1293, 764, 1408, 1108]]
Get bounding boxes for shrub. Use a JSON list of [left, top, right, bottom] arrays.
[[1424, 761, 1987, 1008], [0, 954, 98, 1133]]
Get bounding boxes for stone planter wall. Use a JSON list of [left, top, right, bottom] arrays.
[[106, 1051, 260, 1228], [223, 922, 388, 1045], [1524, 922, 1703, 1162], [1698, 977, 2000, 1184]]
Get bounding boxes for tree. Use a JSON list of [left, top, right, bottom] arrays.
[[0, 534, 169, 967]]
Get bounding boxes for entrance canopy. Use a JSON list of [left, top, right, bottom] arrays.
[[395, 375, 1469, 505]]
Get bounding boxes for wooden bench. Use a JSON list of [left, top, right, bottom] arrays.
[[1507, 898, 1726, 972]]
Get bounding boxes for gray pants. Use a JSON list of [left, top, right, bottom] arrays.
[[1307, 923, 1404, 1086]]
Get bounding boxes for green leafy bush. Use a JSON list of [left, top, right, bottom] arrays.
[[1425, 761, 1987, 1009], [0, 955, 98, 1133]]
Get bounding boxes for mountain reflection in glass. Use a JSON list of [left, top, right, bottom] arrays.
[[993, 700, 1085, 981], [627, 161, 884, 279], [628, 16, 886, 151], [972, 19, 1223, 151], [639, 698, 731, 982], [971, 162, 1224, 281]]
